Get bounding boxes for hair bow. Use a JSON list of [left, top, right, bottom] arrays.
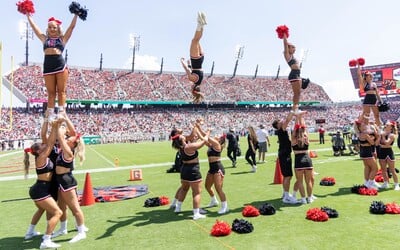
[[170, 134, 180, 141], [48, 17, 62, 25]]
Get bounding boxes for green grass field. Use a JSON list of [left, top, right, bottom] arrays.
[[1, 134, 400, 250]]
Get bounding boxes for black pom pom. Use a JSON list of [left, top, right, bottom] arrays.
[[231, 219, 254, 234], [369, 201, 386, 214], [69, 1, 88, 21], [144, 197, 161, 207], [258, 203, 276, 215], [320, 206, 339, 218]]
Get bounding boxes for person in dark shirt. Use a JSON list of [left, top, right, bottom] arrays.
[[226, 128, 238, 167]]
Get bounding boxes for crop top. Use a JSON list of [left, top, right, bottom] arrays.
[[363, 82, 377, 92], [180, 148, 199, 161], [292, 143, 309, 151], [287, 55, 299, 67], [55, 151, 74, 170], [207, 147, 221, 157], [43, 37, 65, 52], [36, 158, 54, 175]]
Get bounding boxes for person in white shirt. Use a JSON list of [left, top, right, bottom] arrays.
[[256, 124, 270, 163]]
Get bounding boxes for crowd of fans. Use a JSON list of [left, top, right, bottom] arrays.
[[2, 65, 400, 151], [7, 65, 330, 103]]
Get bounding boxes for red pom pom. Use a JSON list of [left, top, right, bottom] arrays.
[[159, 196, 169, 206], [242, 205, 260, 217], [306, 208, 329, 222], [16, 0, 35, 15], [357, 57, 365, 66], [276, 25, 289, 39], [385, 202, 400, 214], [358, 187, 378, 196], [210, 220, 231, 236], [349, 59, 357, 67]]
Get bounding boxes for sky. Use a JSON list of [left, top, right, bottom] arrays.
[[2, 0, 400, 107]]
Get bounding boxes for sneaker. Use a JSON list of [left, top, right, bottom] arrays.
[[301, 78, 310, 89], [299, 198, 307, 204], [218, 207, 229, 214], [380, 182, 389, 189], [51, 228, 67, 238], [251, 165, 257, 173], [311, 194, 318, 200], [282, 196, 299, 204], [394, 185, 400, 191], [199, 208, 208, 214], [48, 113, 57, 123], [25, 231, 40, 240], [69, 232, 86, 243], [40, 240, 60, 249], [232, 161, 236, 168], [174, 205, 181, 213], [207, 200, 219, 208], [372, 181, 381, 189], [193, 213, 206, 220], [75, 224, 89, 232], [306, 197, 314, 204], [197, 11, 207, 25]]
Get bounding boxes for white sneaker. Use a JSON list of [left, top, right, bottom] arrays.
[[197, 11, 207, 25], [394, 185, 400, 191], [193, 213, 206, 220], [174, 205, 181, 213], [311, 194, 318, 200], [69, 232, 86, 243], [282, 196, 299, 204], [380, 182, 389, 189], [207, 200, 219, 208], [306, 197, 314, 204], [25, 231, 40, 240], [251, 165, 257, 173], [218, 207, 229, 214], [299, 198, 307, 204], [51, 228, 67, 238], [372, 181, 381, 189], [40, 240, 60, 249]]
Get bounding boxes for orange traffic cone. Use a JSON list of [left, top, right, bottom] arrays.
[[273, 158, 283, 184], [80, 172, 95, 206], [129, 169, 143, 181]]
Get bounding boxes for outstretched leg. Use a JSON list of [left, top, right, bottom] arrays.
[[190, 12, 206, 58]]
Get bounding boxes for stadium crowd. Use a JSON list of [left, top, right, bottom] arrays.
[[2, 65, 400, 150], [7, 65, 330, 103]]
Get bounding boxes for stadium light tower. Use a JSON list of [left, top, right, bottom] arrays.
[[232, 45, 244, 78], [129, 34, 140, 73], [19, 19, 33, 66]]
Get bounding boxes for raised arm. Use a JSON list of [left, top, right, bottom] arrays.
[[27, 14, 46, 43], [283, 34, 290, 62], [62, 14, 78, 44], [357, 64, 365, 91], [282, 111, 294, 130]]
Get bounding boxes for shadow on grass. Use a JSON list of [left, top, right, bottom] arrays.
[[0, 236, 42, 250], [96, 207, 188, 240]]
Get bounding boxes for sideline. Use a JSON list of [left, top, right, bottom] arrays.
[[0, 147, 337, 182]]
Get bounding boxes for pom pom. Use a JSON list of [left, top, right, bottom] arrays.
[[242, 205, 260, 217], [258, 203, 276, 215], [306, 208, 329, 222], [159, 196, 169, 206], [276, 25, 289, 39], [385, 202, 400, 214], [351, 184, 378, 196], [320, 177, 336, 186], [378, 102, 390, 112], [144, 197, 160, 207], [357, 57, 365, 66], [231, 219, 254, 234], [320, 206, 339, 218], [349, 59, 357, 67], [69, 1, 88, 21], [210, 220, 231, 237], [369, 201, 386, 214], [16, 0, 35, 15]]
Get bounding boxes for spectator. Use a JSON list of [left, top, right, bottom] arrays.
[[256, 124, 270, 163], [226, 128, 238, 167], [318, 125, 325, 144]]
